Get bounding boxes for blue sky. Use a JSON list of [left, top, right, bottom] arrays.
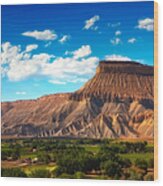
[[1, 1, 154, 101]]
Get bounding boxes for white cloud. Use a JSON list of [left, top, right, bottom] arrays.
[[59, 35, 70, 44], [6, 54, 47, 81], [48, 80, 66, 85], [1, 42, 55, 81], [110, 38, 121, 45], [115, 30, 121, 36], [1, 66, 8, 77], [25, 44, 38, 52], [68, 78, 87, 83], [128, 38, 136, 44], [1, 42, 21, 65], [22, 29, 57, 40], [43, 56, 98, 77], [32, 53, 54, 61], [16, 91, 26, 95], [1, 42, 99, 84], [83, 15, 100, 30], [49, 77, 88, 85], [105, 54, 132, 61], [136, 18, 154, 31], [73, 45, 92, 59]]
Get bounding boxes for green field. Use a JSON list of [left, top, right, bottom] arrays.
[[1, 138, 154, 180], [22, 163, 57, 175], [119, 153, 154, 163]]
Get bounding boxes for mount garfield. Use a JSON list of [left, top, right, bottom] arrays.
[[1, 61, 154, 139]]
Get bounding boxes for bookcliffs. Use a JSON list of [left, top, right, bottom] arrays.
[[1, 61, 154, 139]]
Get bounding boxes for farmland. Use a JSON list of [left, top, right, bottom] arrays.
[[1, 138, 154, 180]]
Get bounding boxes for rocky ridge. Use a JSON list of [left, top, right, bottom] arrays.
[[1, 61, 154, 139]]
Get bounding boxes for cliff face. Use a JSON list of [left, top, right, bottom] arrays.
[[1, 61, 154, 139], [71, 61, 153, 102]]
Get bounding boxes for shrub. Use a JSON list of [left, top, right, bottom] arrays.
[[58, 173, 74, 179], [135, 159, 148, 171], [30, 169, 51, 178], [74, 171, 86, 179], [127, 168, 144, 181]]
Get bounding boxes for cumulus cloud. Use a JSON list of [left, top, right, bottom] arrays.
[[7, 53, 54, 81], [83, 15, 100, 30], [1, 42, 99, 84], [110, 38, 121, 45], [128, 38, 136, 44], [105, 54, 132, 61], [115, 30, 121, 36], [136, 18, 154, 31], [1, 42, 21, 65], [43, 56, 98, 76], [25, 44, 38, 52], [1, 42, 54, 81], [1, 67, 9, 77], [73, 45, 92, 59], [22, 29, 57, 40], [59, 35, 70, 44]]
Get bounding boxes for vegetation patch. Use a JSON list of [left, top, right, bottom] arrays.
[[1, 138, 154, 180]]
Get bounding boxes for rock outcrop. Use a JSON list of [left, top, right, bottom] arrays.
[[1, 61, 154, 139]]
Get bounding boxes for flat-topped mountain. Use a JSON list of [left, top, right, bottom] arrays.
[[71, 61, 153, 102], [97, 61, 153, 75], [1, 61, 154, 139]]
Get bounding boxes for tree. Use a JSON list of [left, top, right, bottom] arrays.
[[55, 145, 96, 175], [1, 148, 20, 160], [120, 158, 131, 168], [101, 160, 122, 178], [37, 152, 51, 164], [148, 158, 154, 168], [56, 157, 83, 174], [53, 166, 64, 177], [1, 168, 27, 177], [135, 159, 148, 171]]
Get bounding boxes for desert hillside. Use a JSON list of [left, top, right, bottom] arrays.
[[1, 61, 154, 139]]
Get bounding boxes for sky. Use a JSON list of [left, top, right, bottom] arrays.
[[1, 1, 154, 101]]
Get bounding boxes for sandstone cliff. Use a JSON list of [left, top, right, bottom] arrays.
[[1, 61, 154, 139]]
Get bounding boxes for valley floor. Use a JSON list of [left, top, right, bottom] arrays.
[[1, 138, 154, 180]]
